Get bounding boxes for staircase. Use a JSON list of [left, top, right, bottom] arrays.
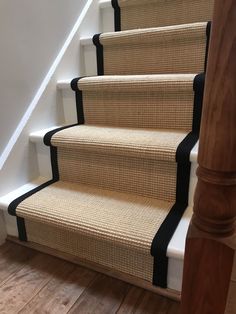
[[0, 0, 214, 298]]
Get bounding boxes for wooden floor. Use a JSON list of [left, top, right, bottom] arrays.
[[0, 241, 180, 314]]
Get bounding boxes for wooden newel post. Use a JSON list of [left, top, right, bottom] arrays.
[[181, 1, 236, 314]]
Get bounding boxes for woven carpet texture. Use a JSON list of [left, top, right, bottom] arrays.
[[101, 23, 208, 75], [117, 0, 214, 30], [79, 74, 195, 130]]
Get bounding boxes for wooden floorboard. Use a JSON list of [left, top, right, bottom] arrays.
[[19, 263, 97, 314], [0, 241, 180, 314], [0, 242, 35, 284], [68, 274, 130, 314], [117, 286, 180, 314], [0, 252, 65, 313]]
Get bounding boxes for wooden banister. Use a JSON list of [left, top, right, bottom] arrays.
[[181, 1, 236, 314]]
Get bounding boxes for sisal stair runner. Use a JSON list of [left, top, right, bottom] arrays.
[[8, 0, 214, 291]]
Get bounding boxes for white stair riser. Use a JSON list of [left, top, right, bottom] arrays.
[[35, 144, 53, 179], [189, 162, 198, 207], [60, 88, 78, 125], [82, 43, 97, 76], [3, 213, 18, 238], [81, 2, 114, 76], [101, 4, 114, 33]]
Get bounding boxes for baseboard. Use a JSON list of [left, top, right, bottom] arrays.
[[7, 236, 181, 302]]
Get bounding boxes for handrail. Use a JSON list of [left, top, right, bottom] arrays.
[[181, 1, 236, 313]]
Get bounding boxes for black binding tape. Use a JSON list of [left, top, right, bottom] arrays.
[[111, 0, 121, 31], [150, 22, 210, 288], [8, 144, 61, 241], [204, 21, 212, 72], [151, 73, 205, 288], [93, 34, 104, 75], [8, 77, 86, 241], [17, 217, 28, 242], [71, 77, 85, 124]]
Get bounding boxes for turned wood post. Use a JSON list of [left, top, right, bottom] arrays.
[[181, 1, 236, 313]]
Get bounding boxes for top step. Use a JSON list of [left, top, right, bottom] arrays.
[[111, 0, 214, 31]]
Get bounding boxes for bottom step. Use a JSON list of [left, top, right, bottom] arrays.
[[13, 181, 176, 286], [0, 178, 192, 293], [8, 236, 181, 301]]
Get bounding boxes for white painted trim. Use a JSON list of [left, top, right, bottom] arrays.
[[190, 141, 198, 162], [99, 0, 111, 9], [57, 80, 71, 90], [0, 0, 94, 171], [0, 177, 49, 238], [167, 206, 192, 259], [29, 126, 62, 144], [80, 37, 94, 46], [0, 177, 48, 212]]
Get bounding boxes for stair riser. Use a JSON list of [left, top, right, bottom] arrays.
[[60, 88, 78, 125], [81, 88, 194, 131], [26, 219, 153, 282], [100, 25, 208, 75], [80, 4, 113, 76], [24, 218, 183, 291], [82, 44, 98, 76], [116, 0, 214, 30], [101, 3, 114, 32], [35, 144, 53, 179], [57, 147, 177, 202]]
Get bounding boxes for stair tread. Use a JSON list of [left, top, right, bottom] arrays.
[[100, 22, 207, 44], [16, 181, 173, 252], [51, 125, 187, 162], [78, 74, 196, 90]]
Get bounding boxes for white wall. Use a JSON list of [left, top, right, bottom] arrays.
[[0, 0, 87, 155]]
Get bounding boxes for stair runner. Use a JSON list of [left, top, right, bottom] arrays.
[[8, 0, 214, 289]]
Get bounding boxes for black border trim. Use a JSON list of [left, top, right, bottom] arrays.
[[204, 21, 212, 72], [151, 73, 205, 288], [8, 143, 62, 241], [8, 75, 85, 241], [111, 0, 121, 31], [71, 77, 85, 123], [8, 181, 56, 242], [8, 125, 78, 241], [44, 124, 78, 147], [16, 217, 28, 241], [8, 178, 56, 217], [93, 34, 104, 75]]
